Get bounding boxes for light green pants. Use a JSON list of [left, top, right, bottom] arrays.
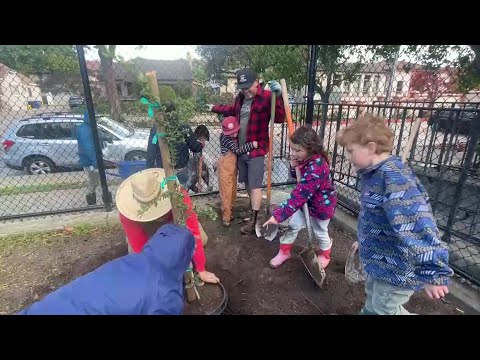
[[360, 275, 415, 315]]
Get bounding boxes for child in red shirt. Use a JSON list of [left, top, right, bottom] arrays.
[[116, 168, 219, 284]]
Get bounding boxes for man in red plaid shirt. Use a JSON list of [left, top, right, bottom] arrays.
[[207, 68, 285, 234]]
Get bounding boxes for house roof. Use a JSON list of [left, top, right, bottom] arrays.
[[0, 63, 38, 86], [88, 58, 193, 82], [134, 58, 192, 81], [0, 63, 10, 79]]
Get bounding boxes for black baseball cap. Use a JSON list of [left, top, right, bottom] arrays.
[[236, 68, 257, 89]]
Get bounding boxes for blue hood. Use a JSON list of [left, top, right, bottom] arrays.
[[83, 110, 91, 124], [143, 223, 195, 273], [16, 224, 195, 315], [76, 111, 96, 167]]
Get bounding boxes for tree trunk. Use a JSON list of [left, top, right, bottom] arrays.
[[98, 48, 121, 121], [103, 59, 121, 121]]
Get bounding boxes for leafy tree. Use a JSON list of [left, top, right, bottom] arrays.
[[0, 45, 78, 74]]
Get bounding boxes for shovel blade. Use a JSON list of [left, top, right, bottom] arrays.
[[255, 220, 263, 238], [299, 246, 326, 289], [255, 212, 279, 241], [255, 221, 279, 241], [264, 224, 279, 241]]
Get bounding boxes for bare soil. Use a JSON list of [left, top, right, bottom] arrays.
[[0, 198, 470, 315]]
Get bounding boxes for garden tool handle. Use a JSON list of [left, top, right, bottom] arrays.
[[295, 167, 313, 243], [266, 91, 276, 210]]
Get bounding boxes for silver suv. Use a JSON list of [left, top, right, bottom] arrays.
[[2, 113, 151, 175]]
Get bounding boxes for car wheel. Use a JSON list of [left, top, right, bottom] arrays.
[[124, 150, 147, 161], [24, 156, 55, 175]]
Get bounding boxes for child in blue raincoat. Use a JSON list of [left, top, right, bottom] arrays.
[[16, 224, 195, 315]]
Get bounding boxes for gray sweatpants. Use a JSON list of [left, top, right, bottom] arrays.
[[279, 210, 332, 250], [360, 275, 415, 315], [84, 166, 100, 194]]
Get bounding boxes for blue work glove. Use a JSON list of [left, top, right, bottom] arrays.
[[267, 80, 281, 95]]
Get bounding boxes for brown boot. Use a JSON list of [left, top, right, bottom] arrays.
[[240, 210, 258, 235]]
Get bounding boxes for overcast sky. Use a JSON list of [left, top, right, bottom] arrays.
[[85, 45, 200, 61]]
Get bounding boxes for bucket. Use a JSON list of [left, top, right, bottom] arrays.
[[207, 282, 228, 315], [116, 160, 146, 179]]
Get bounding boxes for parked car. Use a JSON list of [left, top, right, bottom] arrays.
[[1, 113, 150, 175], [68, 96, 85, 109], [428, 107, 478, 136]]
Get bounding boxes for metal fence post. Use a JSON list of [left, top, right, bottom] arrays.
[[305, 45, 318, 128], [441, 114, 480, 243], [76, 45, 113, 212]]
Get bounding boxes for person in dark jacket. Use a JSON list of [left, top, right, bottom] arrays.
[[185, 124, 211, 193], [76, 110, 101, 206], [146, 123, 204, 169], [16, 224, 195, 315], [146, 102, 210, 190]]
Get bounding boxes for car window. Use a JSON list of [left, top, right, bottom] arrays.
[[17, 124, 42, 138], [98, 127, 119, 141], [41, 123, 77, 140], [97, 117, 132, 138]]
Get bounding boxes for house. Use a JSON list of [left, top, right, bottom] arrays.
[[314, 60, 479, 107], [218, 74, 237, 94], [111, 58, 193, 100], [32, 60, 103, 107], [76, 58, 193, 100], [0, 63, 42, 111], [460, 91, 480, 103], [314, 60, 419, 105]]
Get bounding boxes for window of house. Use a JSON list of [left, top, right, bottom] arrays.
[[333, 73, 342, 87], [116, 82, 122, 96], [396, 80, 404, 93], [125, 82, 133, 96], [362, 75, 371, 95], [373, 75, 381, 93], [354, 76, 362, 92]]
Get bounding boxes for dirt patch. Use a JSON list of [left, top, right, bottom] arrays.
[[202, 198, 465, 315], [0, 225, 127, 314], [0, 197, 471, 315]]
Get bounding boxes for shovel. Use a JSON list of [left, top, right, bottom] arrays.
[[279, 79, 326, 288], [296, 162, 326, 289], [255, 91, 278, 240], [263, 79, 326, 288]]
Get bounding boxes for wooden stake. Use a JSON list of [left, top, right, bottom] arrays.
[[146, 71, 197, 303]]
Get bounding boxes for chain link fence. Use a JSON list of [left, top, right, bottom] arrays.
[[0, 46, 111, 220], [1, 45, 480, 284], [300, 45, 480, 284]]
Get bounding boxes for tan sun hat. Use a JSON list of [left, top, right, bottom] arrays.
[[116, 168, 175, 223]]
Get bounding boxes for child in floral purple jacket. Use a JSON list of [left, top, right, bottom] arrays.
[[263, 126, 337, 269]]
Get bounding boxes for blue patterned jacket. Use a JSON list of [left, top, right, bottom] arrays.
[[358, 156, 453, 290]]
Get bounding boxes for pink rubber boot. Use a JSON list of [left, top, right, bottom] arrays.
[[317, 248, 332, 269], [270, 244, 292, 268]]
